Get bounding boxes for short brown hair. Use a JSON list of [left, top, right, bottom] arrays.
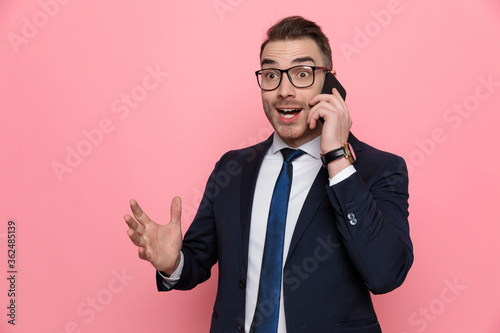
[[260, 16, 333, 68]]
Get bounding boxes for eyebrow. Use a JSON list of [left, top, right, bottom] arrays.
[[261, 58, 277, 66], [292, 56, 316, 65], [260, 56, 316, 67]]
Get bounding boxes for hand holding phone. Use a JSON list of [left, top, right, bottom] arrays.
[[319, 73, 346, 123]]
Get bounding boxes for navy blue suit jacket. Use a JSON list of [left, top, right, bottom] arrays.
[[157, 133, 413, 333]]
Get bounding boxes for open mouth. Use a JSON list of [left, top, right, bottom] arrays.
[[277, 108, 302, 119]]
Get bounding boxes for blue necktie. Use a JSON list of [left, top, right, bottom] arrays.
[[251, 148, 305, 332]]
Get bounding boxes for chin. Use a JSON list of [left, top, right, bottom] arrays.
[[277, 122, 321, 146], [275, 128, 306, 146]]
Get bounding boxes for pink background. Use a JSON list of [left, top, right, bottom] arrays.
[[1, 0, 500, 332]]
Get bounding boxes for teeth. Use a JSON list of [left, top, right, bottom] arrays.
[[278, 108, 301, 119]]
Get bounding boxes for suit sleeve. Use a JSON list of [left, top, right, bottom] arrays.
[[326, 154, 413, 294]]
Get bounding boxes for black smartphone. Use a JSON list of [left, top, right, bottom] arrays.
[[319, 72, 346, 123], [321, 72, 346, 100]]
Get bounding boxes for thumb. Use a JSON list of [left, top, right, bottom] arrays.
[[169, 196, 182, 227]]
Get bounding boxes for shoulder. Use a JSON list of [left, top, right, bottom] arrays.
[[216, 135, 272, 166], [349, 133, 407, 175]]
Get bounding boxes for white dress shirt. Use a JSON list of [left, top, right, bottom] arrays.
[[160, 133, 356, 333]]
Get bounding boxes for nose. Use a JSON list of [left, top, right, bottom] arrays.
[[276, 73, 296, 99]]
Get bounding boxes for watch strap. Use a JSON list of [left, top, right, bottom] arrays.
[[321, 146, 346, 166], [320, 143, 355, 166]]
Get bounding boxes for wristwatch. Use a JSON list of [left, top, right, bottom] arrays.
[[320, 142, 355, 166]]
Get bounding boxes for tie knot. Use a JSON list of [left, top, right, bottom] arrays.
[[280, 148, 304, 163]]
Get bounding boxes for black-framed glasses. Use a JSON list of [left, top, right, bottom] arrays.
[[255, 65, 331, 91]]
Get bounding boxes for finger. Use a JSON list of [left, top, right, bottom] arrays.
[[138, 247, 150, 261], [308, 100, 333, 127], [309, 90, 345, 111], [308, 104, 322, 129], [324, 89, 346, 111], [169, 196, 182, 228], [331, 88, 348, 111], [130, 199, 152, 226], [127, 228, 147, 247], [310, 95, 350, 129], [309, 91, 338, 106], [124, 214, 145, 234]]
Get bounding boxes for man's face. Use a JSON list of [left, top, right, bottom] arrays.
[[260, 38, 327, 148]]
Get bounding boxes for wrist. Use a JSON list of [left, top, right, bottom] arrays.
[[159, 257, 181, 277], [320, 142, 355, 166], [327, 158, 351, 178]]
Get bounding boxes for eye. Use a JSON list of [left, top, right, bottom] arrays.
[[263, 70, 279, 80], [297, 71, 310, 78], [291, 67, 313, 81]]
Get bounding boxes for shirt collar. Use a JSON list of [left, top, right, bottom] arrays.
[[270, 133, 322, 160]]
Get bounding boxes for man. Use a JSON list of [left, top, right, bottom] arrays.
[[125, 16, 413, 332]]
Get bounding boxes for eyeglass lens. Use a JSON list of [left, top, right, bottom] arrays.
[[258, 66, 315, 90]]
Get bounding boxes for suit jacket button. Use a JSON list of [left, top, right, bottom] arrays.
[[239, 280, 246, 289]]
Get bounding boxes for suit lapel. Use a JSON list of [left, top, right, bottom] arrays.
[[239, 136, 273, 273], [285, 166, 329, 262]]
